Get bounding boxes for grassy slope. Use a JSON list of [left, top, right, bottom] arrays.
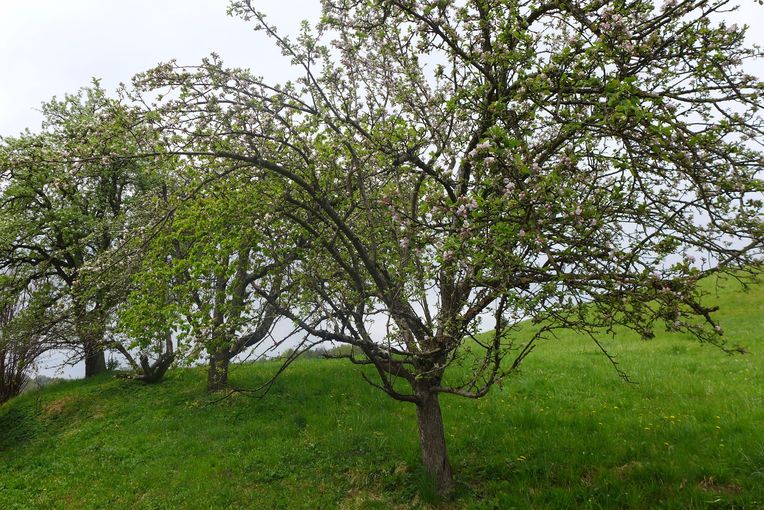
[[1, 275, 763, 509]]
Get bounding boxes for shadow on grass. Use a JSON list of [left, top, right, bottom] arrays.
[[0, 400, 43, 451]]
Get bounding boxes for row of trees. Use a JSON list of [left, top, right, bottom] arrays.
[[0, 84, 285, 392], [2, 0, 763, 494]]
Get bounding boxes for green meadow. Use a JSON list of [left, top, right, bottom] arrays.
[[1, 275, 763, 509]]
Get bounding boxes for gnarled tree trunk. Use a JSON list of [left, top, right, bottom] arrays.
[[415, 384, 454, 495], [207, 353, 230, 392]]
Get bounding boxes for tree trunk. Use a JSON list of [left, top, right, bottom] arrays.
[[75, 303, 107, 378], [114, 339, 174, 384], [415, 389, 454, 496], [84, 343, 106, 377], [0, 372, 25, 404], [138, 353, 175, 384], [207, 354, 230, 392]]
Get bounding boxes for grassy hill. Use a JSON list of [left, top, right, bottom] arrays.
[[1, 275, 763, 509]]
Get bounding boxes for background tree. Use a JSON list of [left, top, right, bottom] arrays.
[[133, 0, 764, 494], [117, 165, 295, 391], [0, 274, 57, 404], [0, 83, 165, 377], [104, 189, 179, 384]]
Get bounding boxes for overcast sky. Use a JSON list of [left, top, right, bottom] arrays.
[[0, 0, 320, 135], [2, 0, 763, 377], [2, 0, 763, 133]]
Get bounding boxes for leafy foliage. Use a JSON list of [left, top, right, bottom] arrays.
[[0, 82, 168, 376], [116, 163, 296, 389], [131, 0, 764, 491]]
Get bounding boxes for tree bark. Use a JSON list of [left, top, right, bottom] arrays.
[[207, 353, 230, 392], [84, 343, 106, 377], [138, 353, 175, 384], [74, 300, 107, 378], [415, 388, 454, 496]]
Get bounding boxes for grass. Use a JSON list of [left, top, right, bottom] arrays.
[[1, 274, 763, 509]]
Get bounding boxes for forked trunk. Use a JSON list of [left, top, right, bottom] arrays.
[[207, 354, 230, 392], [139, 353, 175, 383], [84, 343, 106, 377], [416, 389, 454, 496]]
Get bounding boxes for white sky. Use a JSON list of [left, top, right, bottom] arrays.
[[1, 0, 763, 377], [2, 1, 763, 135], [0, 0, 321, 135]]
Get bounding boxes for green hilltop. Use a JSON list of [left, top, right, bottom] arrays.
[[1, 275, 763, 509]]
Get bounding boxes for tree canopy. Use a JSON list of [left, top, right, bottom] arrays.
[[123, 0, 764, 493], [0, 83, 167, 377]]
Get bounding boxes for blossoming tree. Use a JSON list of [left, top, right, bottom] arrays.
[[0, 84, 167, 377], [133, 0, 763, 493], [117, 169, 296, 391]]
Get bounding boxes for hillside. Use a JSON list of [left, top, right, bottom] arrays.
[[1, 275, 763, 509]]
